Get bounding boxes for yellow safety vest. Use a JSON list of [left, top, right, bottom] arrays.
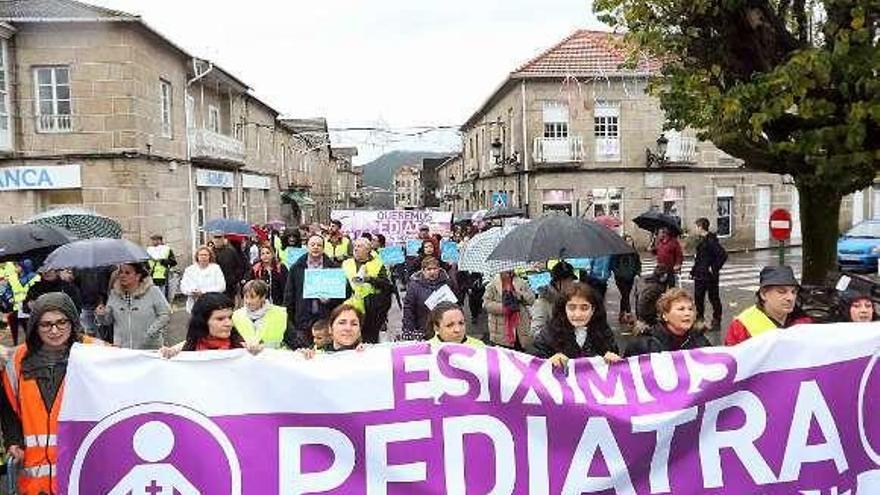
[[324, 237, 351, 261], [148, 245, 172, 281], [734, 305, 779, 339], [429, 335, 485, 347], [341, 257, 384, 313], [8, 269, 39, 311], [231, 305, 288, 348]]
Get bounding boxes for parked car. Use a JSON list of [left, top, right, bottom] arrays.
[[838, 220, 880, 272]]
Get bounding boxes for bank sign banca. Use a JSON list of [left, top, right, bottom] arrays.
[[0, 165, 82, 191]]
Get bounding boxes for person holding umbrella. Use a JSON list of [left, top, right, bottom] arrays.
[[212, 232, 244, 301], [95, 262, 170, 350], [534, 282, 621, 369], [484, 270, 535, 350], [651, 227, 683, 288]]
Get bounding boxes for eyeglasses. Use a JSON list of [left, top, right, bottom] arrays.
[[37, 318, 71, 332]]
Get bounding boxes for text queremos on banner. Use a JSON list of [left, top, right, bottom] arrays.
[[59, 323, 880, 494], [330, 210, 452, 246]]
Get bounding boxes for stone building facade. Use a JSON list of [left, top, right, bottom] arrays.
[[0, 0, 337, 261], [394, 165, 422, 209], [451, 29, 858, 250]]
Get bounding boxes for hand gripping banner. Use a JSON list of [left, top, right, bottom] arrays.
[[59, 323, 880, 494]]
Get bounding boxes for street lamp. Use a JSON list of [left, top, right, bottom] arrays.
[[491, 138, 503, 163], [646, 133, 669, 168]]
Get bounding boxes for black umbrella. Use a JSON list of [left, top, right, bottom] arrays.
[[487, 213, 635, 262], [0, 224, 78, 262], [633, 210, 683, 236], [483, 206, 527, 221], [42, 238, 150, 270]]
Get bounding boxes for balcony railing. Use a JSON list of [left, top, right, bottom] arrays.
[[288, 171, 312, 189], [36, 114, 72, 133], [188, 127, 246, 166], [533, 136, 584, 163], [666, 135, 698, 163]]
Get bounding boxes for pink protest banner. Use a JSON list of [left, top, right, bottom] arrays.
[[330, 209, 452, 245], [59, 323, 880, 494]]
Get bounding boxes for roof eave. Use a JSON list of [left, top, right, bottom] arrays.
[[461, 76, 517, 131], [0, 17, 138, 22]]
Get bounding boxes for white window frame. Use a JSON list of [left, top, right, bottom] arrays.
[[594, 101, 620, 161], [662, 187, 685, 227], [207, 105, 220, 133], [716, 196, 734, 238], [159, 79, 172, 138], [34, 66, 72, 133], [591, 188, 623, 219], [542, 101, 569, 139], [241, 189, 248, 222], [0, 40, 11, 150], [197, 189, 207, 244], [221, 189, 229, 218]]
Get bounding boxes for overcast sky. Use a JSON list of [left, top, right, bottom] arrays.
[[90, 0, 606, 164]]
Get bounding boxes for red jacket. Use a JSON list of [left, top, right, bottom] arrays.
[[654, 237, 683, 270], [724, 310, 813, 346]]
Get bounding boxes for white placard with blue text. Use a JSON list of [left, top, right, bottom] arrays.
[[0, 164, 81, 191]]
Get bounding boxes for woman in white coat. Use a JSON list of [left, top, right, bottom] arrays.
[[179, 245, 226, 312]]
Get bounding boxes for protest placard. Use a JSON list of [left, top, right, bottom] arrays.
[[440, 241, 459, 263], [379, 246, 406, 266], [302, 268, 347, 299], [406, 239, 422, 256], [330, 210, 452, 245], [284, 247, 307, 268], [424, 284, 458, 309], [527, 272, 552, 291]]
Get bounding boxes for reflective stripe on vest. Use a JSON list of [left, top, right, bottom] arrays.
[[3, 337, 95, 495], [324, 237, 351, 260], [148, 245, 171, 280], [735, 305, 779, 338], [24, 434, 57, 448], [342, 257, 383, 313], [22, 463, 54, 479], [231, 305, 288, 348]]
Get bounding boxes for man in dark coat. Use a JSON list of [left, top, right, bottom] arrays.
[[24, 268, 83, 313], [282, 234, 346, 349], [690, 217, 727, 330], [212, 232, 244, 300]]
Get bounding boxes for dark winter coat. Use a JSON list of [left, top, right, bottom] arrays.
[[611, 252, 642, 281], [402, 269, 452, 341], [245, 261, 288, 305], [624, 322, 712, 357], [75, 267, 113, 310], [691, 233, 727, 281], [635, 273, 670, 326], [282, 254, 345, 349], [215, 244, 244, 297], [533, 320, 619, 359]]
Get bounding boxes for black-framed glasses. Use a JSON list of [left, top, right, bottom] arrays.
[[37, 318, 71, 332]]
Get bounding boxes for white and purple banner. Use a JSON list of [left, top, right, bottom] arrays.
[[60, 323, 880, 494], [330, 209, 452, 245]]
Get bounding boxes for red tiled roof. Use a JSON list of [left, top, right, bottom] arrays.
[[512, 29, 660, 77]]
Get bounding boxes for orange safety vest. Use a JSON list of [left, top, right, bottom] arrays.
[[2, 337, 95, 495]]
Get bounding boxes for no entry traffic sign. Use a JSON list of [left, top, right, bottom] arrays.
[[769, 208, 792, 241]]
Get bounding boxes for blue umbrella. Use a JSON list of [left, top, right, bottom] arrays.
[[42, 238, 150, 270], [203, 218, 254, 236]]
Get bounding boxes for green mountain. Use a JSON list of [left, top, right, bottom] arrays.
[[361, 150, 453, 188]]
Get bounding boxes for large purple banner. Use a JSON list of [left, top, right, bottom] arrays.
[[59, 323, 880, 494]]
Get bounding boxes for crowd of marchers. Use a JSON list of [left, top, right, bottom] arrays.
[[0, 217, 876, 494]]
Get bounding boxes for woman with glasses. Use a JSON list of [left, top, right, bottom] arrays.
[[1, 292, 99, 495]]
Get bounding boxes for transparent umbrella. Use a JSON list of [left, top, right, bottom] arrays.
[[459, 226, 534, 284]]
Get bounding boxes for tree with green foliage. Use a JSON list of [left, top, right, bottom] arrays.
[[594, 0, 880, 282]]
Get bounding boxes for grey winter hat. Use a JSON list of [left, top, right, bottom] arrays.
[[759, 266, 799, 289], [28, 292, 80, 334]]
